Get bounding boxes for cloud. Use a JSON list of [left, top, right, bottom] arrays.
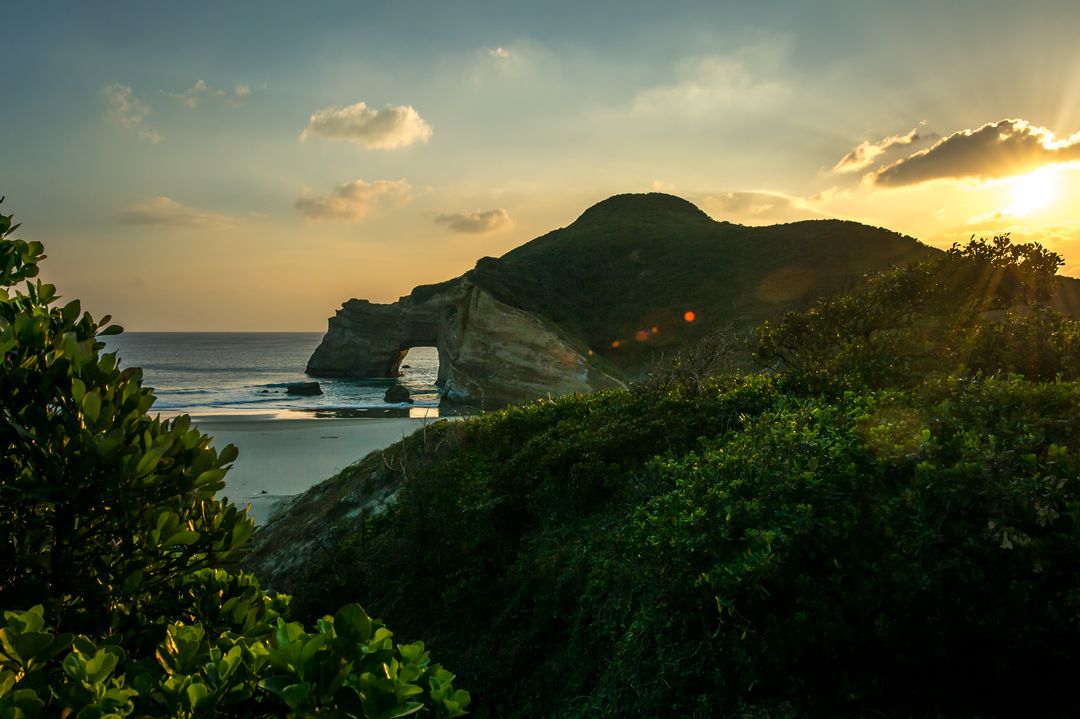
[[435, 208, 512, 234], [169, 80, 253, 108], [832, 127, 921, 174], [699, 190, 823, 224], [117, 196, 238, 229], [295, 179, 412, 221], [489, 47, 511, 59], [632, 53, 787, 117], [964, 207, 1018, 226], [300, 102, 433, 150], [103, 83, 161, 143], [870, 119, 1080, 187]]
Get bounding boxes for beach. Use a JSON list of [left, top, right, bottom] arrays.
[[194, 414, 436, 524]]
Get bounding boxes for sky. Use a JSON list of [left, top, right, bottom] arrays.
[[3, 0, 1080, 330]]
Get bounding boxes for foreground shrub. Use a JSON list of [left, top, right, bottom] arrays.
[[272, 236, 1080, 718], [0, 202, 469, 716]]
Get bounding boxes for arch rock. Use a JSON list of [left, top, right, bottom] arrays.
[[305, 279, 624, 407]]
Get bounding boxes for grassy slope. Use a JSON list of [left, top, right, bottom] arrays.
[[244, 206, 1080, 716], [246, 375, 1080, 718]]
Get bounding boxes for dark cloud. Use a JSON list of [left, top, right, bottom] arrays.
[[871, 119, 1080, 186], [435, 208, 512, 233]]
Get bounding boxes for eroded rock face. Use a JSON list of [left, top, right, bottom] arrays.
[[306, 295, 446, 378], [306, 280, 623, 407], [439, 283, 622, 405]]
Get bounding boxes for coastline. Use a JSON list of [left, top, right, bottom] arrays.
[[193, 412, 444, 525]]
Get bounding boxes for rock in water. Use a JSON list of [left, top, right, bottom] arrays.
[[384, 384, 412, 404], [286, 381, 323, 396]]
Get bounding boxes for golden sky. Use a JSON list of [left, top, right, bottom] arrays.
[[3, 0, 1079, 329]]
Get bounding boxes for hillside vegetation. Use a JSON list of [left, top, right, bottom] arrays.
[[466, 193, 935, 373], [249, 235, 1080, 718]]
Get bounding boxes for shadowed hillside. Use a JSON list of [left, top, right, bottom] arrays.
[[309, 193, 942, 404], [466, 193, 936, 372], [251, 234, 1080, 718]]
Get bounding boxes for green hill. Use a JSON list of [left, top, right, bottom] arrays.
[[248, 236, 1080, 718], [465, 193, 935, 372]]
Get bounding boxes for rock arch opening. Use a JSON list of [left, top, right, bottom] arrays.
[[394, 346, 444, 404]]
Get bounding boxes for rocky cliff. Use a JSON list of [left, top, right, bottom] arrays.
[[307, 192, 939, 406], [306, 278, 624, 407]]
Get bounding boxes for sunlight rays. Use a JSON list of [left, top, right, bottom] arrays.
[[1009, 167, 1058, 215]]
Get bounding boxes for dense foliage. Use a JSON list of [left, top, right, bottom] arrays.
[[0, 202, 469, 718], [271, 234, 1080, 717], [468, 193, 934, 374], [754, 235, 1078, 389]]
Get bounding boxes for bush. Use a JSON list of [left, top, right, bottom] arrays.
[[753, 235, 1071, 391], [272, 237, 1080, 718], [0, 201, 469, 717]]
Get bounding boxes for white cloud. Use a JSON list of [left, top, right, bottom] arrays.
[[295, 179, 413, 221], [832, 127, 922, 174], [699, 190, 823, 224], [103, 83, 161, 143], [117, 196, 239, 229], [965, 207, 1019, 226], [170, 80, 253, 108], [299, 102, 433, 150], [489, 47, 511, 59], [632, 54, 787, 116], [232, 84, 252, 104], [435, 208, 512, 233]]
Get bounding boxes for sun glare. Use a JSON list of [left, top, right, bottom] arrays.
[[1009, 168, 1058, 215]]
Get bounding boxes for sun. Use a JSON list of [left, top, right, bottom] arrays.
[[1009, 167, 1058, 215]]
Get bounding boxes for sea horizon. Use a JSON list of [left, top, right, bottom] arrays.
[[102, 331, 444, 419]]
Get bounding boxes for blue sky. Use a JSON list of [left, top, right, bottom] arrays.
[[4, 0, 1080, 329]]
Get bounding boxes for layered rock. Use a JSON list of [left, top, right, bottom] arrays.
[[306, 293, 447, 379], [306, 279, 624, 407]]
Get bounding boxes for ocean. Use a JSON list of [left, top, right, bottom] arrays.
[[102, 332, 443, 418]]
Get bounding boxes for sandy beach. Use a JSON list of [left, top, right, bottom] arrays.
[[193, 414, 436, 525]]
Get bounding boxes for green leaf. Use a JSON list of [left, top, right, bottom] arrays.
[[0, 670, 16, 696], [60, 299, 80, 325], [135, 446, 166, 476], [162, 530, 200, 547], [10, 632, 55, 666], [335, 604, 372, 643], [2, 606, 45, 634], [185, 682, 212, 710], [281, 681, 312, 708], [82, 391, 101, 424], [84, 649, 119, 684], [378, 700, 425, 719], [258, 675, 293, 697], [194, 469, 227, 488]]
